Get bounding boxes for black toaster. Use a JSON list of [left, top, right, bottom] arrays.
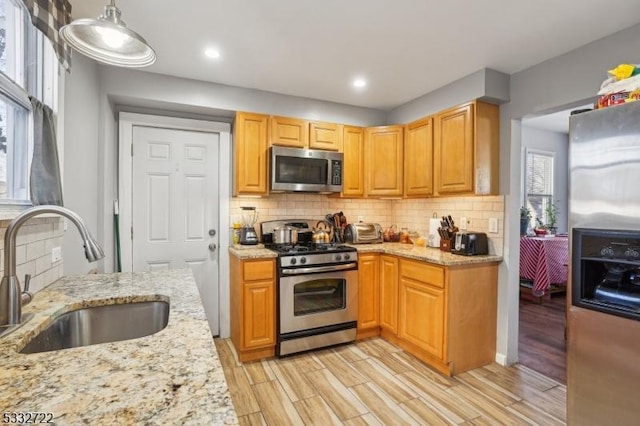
[[451, 232, 489, 256]]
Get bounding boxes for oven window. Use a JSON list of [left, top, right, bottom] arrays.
[[293, 278, 345, 315], [275, 155, 328, 184]]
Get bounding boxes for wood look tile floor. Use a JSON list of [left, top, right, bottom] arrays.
[[214, 338, 567, 425]]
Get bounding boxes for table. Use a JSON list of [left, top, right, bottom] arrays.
[[520, 236, 569, 296]]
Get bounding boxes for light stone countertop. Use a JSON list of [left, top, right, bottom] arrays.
[[229, 242, 502, 266], [0, 269, 237, 425], [228, 244, 277, 260], [347, 242, 503, 266]]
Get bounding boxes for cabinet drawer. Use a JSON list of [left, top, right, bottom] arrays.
[[400, 259, 444, 288], [244, 260, 274, 281]]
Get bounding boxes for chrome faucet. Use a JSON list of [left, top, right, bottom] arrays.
[[0, 205, 105, 329]]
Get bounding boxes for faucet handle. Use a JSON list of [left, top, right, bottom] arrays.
[[21, 274, 33, 305], [23, 274, 31, 292]]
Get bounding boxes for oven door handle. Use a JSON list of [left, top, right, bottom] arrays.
[[281, 262, 358, 275]]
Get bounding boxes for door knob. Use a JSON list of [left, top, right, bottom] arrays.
[[208, 229, 216, 237], [208, 243, 217, 252]]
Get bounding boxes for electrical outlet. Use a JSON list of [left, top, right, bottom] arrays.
[[459, 217, 467, 230], [358, 216, 364, 223], [489, 218, 499, 233], [52, 246, 62, 263]]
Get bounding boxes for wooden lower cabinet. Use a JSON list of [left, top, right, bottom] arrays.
[[394, 257, 497, 376], [229, 252, 497, 376], [230, 255, 276, 362], [398, 271, 445, 360], [379, 255, 399, 335], [357, 254, 380, 338]]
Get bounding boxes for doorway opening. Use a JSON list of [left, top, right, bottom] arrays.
[[118, 112, 231, 337], [517, 104, 589, 383]]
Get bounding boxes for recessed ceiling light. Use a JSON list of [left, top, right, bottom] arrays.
[[353, 78, 367, 88], [205, 48, 221, 59]]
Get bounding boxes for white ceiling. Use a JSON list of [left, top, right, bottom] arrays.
[[70, 0, 640, 111]]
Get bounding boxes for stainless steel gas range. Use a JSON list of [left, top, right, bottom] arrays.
[[261, 219, 358, 356]]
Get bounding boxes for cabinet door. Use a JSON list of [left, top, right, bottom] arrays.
[[310, 121, 341, 151], [404, 117, 434, 197], [243, 280, 275, 349], [434, 103, 474, 194], [270, 116, 309, 148], [357, 254, 380, 331], [366, 126, 404, 196], [379, 255, 399, 334], [341, 126, 365, 197], [234, 112, 269, 196], [398, 277, 445, 360]]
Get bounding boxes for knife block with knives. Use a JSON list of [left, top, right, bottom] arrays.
[[438, 215, 458, 252]]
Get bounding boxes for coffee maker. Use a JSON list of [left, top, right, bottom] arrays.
[[239, 206, 259, 245]]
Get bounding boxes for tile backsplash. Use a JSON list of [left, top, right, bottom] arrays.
[[0, 217, 64, 294], [392, 195, 505, 256], [230, 194, 504, 255]]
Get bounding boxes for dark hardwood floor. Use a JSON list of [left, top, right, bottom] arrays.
[[519, 292, 567, 384]]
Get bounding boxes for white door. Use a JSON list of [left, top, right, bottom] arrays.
[[131, 125, 220, 334]]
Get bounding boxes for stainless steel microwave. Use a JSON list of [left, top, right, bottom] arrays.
[[270, 146, 343, 193]]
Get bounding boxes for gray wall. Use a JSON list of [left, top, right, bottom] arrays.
[[62, 20, 640, 364], [100, 68, 387, 126], [387, 68, 510, 124], [86, 68, 388, 273], [62, 54, 100, 275], [521, 126, 569, 233], [498, 22, 640, 364]]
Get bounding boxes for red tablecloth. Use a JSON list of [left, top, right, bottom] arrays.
[[520, 236, 569, 296]]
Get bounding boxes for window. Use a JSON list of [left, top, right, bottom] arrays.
[[0, 0, 58, 205], [524, 149, 554, 227]]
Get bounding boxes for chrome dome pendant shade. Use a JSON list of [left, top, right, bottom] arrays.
[[59, 0, 156, 68]]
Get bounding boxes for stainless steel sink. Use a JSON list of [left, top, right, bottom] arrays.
[[20, 301, 169, 354]]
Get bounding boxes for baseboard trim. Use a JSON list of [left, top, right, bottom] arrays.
[[495, 352, 508, 366]]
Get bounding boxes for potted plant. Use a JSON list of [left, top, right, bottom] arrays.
[[520, 207, 531, 236], [545, 203, 558, 235]]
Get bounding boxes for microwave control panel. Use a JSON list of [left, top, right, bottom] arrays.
[[331, 160, 342, 185]]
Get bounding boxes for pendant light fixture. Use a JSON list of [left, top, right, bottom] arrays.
[[59, 0, 156, 68]]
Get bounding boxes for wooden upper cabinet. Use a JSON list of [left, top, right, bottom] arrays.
[[341, 126, 365, 197], [310, 121, 342, 151], [434, 101, 499, 196], [434, 103, 474, 194], [234, 112, 269, 196], [365, 125, 404, 196], [404, 116, 434, 197], [270, 116, 309, 148]]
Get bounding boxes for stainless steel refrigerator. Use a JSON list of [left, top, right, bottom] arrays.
[[568, 101, 640, 425]]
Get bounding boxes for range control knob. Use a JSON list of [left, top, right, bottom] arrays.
[[290, 258, 297, 265], [344, 254, 351, 260], [601, 246, 615, 257], [626, 248, 640, 258], [300, 257, 307, 264], [335, 254, 342, 261]]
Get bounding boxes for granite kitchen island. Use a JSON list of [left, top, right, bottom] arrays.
[[0, 269, 237, 425]]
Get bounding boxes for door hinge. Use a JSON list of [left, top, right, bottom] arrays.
[[131, 143, 134, 156], [131, 226, 133, 240]]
